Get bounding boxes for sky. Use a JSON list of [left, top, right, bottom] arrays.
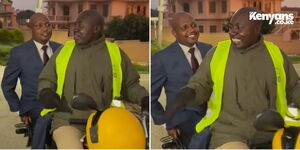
[[10, 0, 300, 10], [12, 0, 36, 10]]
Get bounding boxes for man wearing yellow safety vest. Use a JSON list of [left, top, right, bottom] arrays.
[[165, 7, 300, 149], [37, 10, 149, 148]]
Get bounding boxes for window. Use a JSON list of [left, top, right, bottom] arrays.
[[209, 1, 216, 13], [78, 4, 83, 13], [103, 4, 108, 17], [137, 6, 141, 13], [198, 1, 203, 13], [172, 4, 176, 12], [183, 3, 190, 12], [222, 0, 227, 13], [199, 25, 204, 33], [90, 4, 97, 10], [210, 25, 217, 33], [52, 7, 55, 15], [63, 6, 70, 21]]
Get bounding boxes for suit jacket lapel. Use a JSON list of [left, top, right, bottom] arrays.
[[171, 42, 193, 75], [28, 40, 44, 66], [49, 41, 59, 53], [196, 42, 205, 58]]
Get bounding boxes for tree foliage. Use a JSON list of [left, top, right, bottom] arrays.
[[0, 29, 24, 44], [16, 9, 35, 25], [105, 14, 149, 41]]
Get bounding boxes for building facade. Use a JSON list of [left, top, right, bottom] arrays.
[[45, 0, 149, 30], [0, 0, 17, 29], [167, 0, 282, 32]]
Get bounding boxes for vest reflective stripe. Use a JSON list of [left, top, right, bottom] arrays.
[[264, 41, 287, 118], [106, 41, 123, 99], [40, 108, 56, 116], [195, 40, 231, 133], [56, 40, 76, 98], [195, 40, 298, 133], [40, 40, 124, 116]]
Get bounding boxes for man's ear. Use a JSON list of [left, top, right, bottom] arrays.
[[94, 25, 102, 33], [255, 21, 262, 35], [171, 29, 176, 37]]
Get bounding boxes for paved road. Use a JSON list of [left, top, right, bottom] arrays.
[[0, 66, 149, 148], [150, 64, 300, 149]]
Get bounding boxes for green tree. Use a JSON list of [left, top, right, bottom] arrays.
[[16, 9, 35, 25], [0, 29, 13, 43], [222, 16, 275, 34], [105, 14, 149, 41], [151, 9, 158, 17], [11, 30, 24, 44], [0, 29, 24, 44], [105, 17, 125, 40]]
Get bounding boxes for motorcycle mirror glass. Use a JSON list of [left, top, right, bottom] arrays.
[[253, 109, 284, 131], [71, 93, 98, 111]]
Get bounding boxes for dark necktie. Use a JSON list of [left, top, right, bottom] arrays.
[[188, 47, 199, 74], [42, 45, 49, 65]]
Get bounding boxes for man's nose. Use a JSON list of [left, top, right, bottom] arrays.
[[41, 24, 50, 31], [229, 26, 238, 35]]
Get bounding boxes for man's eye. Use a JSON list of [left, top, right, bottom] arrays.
[[191, 23, 197, 28], [181, 25, 188, 30]]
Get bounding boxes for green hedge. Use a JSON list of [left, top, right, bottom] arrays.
[[134, 64, 149, 73], [151, 40, 170, 55], [0, 29, 24, 44], [0, 29, 24, 65], [289, 56, 300, 64], [0, 43, 19, 65]]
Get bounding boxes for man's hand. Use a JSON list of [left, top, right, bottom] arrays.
[[39, 88, 72, 113], [167, 128, 180, 139], [20, 114, 31, 125], [164, 87, 196, 121]]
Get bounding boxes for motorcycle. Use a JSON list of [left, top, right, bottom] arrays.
[[70, 93, 149, 149], [251, 109, 300, 149], [14, 122, 32, 147], [160, 135, 186, 149]]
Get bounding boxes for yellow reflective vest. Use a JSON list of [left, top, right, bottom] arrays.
[[40, 40, 124, 116], [195, 40, 300, 133]]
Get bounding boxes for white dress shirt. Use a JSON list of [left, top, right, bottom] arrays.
[[33, 40, 53, 63], [178, 43, 202, 67]]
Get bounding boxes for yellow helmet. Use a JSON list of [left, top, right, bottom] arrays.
[[272, 127, 300, 149], [86, 107, 146, 149]]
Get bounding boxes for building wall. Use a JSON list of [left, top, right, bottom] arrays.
[[0, 0, 17, 28], [166, 0, 282, 32], [111, 1, 128, 17]]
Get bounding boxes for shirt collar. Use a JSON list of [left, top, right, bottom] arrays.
[[33, 40, 50, 50], [178, 42, 197, 54]]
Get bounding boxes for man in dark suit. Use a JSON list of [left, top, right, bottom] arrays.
[[1, 13, 61, 148], [151, 12, 212, 148]]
